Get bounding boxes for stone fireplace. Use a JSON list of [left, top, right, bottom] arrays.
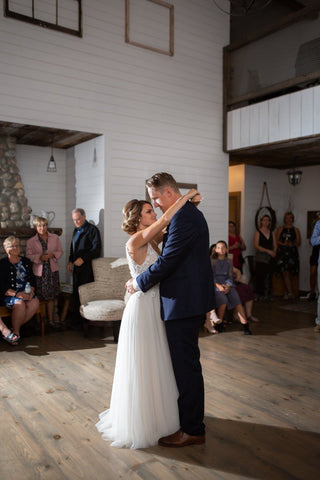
[[0, 135, 61, 256], [0, 136, 32, 228]]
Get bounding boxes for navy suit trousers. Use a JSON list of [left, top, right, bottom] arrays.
[[165, 315, 205, 436]]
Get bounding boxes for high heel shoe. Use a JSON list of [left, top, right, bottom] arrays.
[[204, 318, 218, 334], [242, 323, 252, 335], [209, 310, 222, 325]]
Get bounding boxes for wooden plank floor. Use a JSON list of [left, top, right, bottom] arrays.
[[1, 299, 320, 480]]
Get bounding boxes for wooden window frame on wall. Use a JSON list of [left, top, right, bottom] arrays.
[[4, 0, 83, 38], [125, 0, 174, 56]]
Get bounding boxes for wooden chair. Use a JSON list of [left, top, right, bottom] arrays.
[[0, 301, 47, 338], [78, 257, 130, 342]]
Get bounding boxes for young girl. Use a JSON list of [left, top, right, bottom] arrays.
[[208, 241, 252, 335]]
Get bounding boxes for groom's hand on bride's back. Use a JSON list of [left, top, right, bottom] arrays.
[[126, 278, 137, 294]]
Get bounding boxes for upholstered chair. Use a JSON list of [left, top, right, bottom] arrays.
[[78, 257, 130, 342]]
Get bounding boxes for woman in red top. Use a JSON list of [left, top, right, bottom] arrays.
[[228, 221, 246, 271]]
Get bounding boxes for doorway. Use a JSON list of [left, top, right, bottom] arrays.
[[229, 191, 241, 233]]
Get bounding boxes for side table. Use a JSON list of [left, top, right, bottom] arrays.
[[59, 284, 73, 325]]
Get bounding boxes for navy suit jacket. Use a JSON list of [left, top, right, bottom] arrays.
[[136, 201, 215, 321]]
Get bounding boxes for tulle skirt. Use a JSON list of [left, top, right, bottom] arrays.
[[96, 286, 180, 449]]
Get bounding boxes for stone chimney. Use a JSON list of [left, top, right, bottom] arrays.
[[0, 136, 32, 229]]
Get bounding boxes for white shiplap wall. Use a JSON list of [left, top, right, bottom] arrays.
[[0, 0, 229, 257], [74, 136, 104, 226], [65, 147, 76, 284], [227, 86, 320, 152]]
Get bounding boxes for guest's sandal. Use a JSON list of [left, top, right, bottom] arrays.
[[2, 331, 20, 345]]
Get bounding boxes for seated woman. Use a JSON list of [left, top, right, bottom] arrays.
[[27, 216, 63, 327], [0, 236, 39, 341], [0, 316, 19, 345], [233, 267, 259, 323], [208, 241, 252, 335], [275, 211, 301, 299]]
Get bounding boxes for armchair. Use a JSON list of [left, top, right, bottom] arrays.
[[78, 257, 130, 342]]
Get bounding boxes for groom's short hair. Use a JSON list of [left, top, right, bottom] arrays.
[[146, 172, 179, 193]]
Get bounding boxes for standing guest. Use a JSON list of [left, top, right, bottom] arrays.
[[228, 221, 246, 271], [126, 172, 215, 447], [311, 218, 320, 332], [26, 216, 63, 327], [0, 236, 39, 341], [275, 211, 301, 299], [308, 244, 320, 301], [253, 215, 277, 301], [67, 208, 101, 326], [305, 212, 320, 301]]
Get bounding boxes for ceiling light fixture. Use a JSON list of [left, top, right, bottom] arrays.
[[287, 168, 302, 186], [47, 140, 57, 173]]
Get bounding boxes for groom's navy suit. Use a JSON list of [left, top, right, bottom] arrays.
[[136, 200, 215, 436]]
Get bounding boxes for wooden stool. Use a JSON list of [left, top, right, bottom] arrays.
[[0, 301, 47, 337], [59, 291, 73, 325]]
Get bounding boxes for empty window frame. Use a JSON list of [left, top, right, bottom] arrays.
[[4, 0, 82, 37]]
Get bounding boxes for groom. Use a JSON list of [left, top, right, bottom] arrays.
[[126, 172, 215, 447]]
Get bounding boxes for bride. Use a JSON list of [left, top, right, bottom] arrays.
[[96, 189, 201, 449]]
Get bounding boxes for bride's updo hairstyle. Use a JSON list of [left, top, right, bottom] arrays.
[[122, 199, 152, 235]]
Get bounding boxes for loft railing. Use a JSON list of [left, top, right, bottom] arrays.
[[223, 2, 320, 150]]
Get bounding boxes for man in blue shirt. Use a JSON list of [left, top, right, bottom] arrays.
[[311, 219, 320, 332]]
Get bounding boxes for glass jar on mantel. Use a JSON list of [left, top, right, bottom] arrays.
[[0, 227, 63, 258]]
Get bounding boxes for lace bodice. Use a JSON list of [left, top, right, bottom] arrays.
[[126, 242, 159, 279]]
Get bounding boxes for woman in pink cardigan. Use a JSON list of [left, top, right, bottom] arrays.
[[26, 216, 63, 326]]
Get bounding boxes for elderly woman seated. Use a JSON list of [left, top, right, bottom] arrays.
[[0, 236, 39, 343], [0, 316, 19, 345]]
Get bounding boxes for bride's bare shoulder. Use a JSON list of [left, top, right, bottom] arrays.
[[126, 236, 147, 258]]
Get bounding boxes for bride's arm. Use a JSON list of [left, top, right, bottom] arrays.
[[152, 228, 165, 245], [128, 189, 201, 250]]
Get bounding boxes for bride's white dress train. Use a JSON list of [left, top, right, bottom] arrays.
[[96, 243, 179, 449]]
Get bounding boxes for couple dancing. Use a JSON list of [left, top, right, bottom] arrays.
[[96, 172, 215, 449]]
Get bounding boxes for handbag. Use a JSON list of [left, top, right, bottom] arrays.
[[255, 251, 271, 264]]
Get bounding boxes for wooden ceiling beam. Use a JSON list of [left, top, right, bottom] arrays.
[[277, 0, 306, 11], [0, 122, 101, 149]]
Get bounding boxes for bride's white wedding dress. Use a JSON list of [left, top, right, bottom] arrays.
[[96, 243, 179, 449]]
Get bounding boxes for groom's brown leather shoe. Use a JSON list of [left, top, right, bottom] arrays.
[[158, 429, 205, 447]]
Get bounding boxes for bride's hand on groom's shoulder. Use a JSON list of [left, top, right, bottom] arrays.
[[187, 189, 202, 206]]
